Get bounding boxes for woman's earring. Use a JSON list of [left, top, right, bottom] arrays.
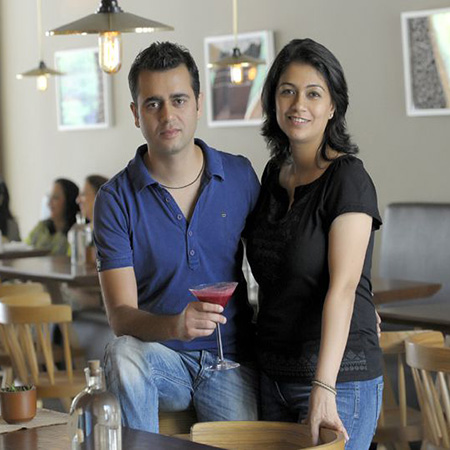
[[329, 113, 334, 119]]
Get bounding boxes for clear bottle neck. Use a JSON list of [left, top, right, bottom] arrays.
[[85, 366, 106, 392], [76, 213, 86, 225]]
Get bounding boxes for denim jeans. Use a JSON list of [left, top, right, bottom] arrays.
[[104, 336, 259, 432], [260, 372, 383, 450]]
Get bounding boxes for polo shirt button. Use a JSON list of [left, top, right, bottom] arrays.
[[190, 250, 195, 256], [177, 214, 182, 220], [188, 230, 193, 237], [165, 198, 170, 203]]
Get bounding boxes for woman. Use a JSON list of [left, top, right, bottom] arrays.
[[0, 177, 20, 242], [26, 178, 79, 255], [77, 174, 108, 224], [246, 39, 383, 449]]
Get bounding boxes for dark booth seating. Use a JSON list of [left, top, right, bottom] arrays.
[[378, 202, 450, 307]]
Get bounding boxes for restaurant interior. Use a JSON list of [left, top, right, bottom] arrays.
[[0, 0, 449, 448]]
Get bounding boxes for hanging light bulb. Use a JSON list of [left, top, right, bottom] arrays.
[[98, 31, 122, 73], [47, 0, 173, 74], [210, 0, 265, 85], [36, 75, 48, 92], [16, 0, 63, 92]]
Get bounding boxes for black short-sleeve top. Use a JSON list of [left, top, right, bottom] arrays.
[[246, 155, 383, 383]]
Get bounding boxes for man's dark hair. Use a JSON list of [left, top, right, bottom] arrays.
[[261, 38, 358, 164], [128, 41, 200, 104]]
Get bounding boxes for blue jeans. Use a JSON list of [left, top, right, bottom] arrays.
[[260, 372, 383, 450], [104, 336, 259, 432]]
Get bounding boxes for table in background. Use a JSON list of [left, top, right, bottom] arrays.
[[371, 277, 441, 305], [0, 256, 97, 286], [0, 424, 221, 450], [378, 302, 450, 335], [0, 248, 50, 260], [0, 256, 98, 303]]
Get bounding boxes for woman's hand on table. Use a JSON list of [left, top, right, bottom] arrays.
[[304, 385, 349, 445]]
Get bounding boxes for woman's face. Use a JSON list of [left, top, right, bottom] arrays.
[[48, 182, 66, 222], [77, 180, 96, 221], [275, 62, 335, 149]]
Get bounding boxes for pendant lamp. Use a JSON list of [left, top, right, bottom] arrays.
[[46, 0, 174, 74], [16, 0, 63, 92], [211, 0, 265, 84]]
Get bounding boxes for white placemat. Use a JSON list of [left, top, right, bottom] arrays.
[[0, 408, 68, 434]]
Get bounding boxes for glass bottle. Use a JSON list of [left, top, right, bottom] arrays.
[[69, 360, 122, 450], [68, 213, 92, 266]]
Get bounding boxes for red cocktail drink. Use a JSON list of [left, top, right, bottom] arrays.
[[189, 282, 239, 371], [190, 283, 237, 308]]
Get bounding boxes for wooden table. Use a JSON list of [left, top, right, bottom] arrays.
[[378, 302, 450, 335], [371, 277, 442, 304], [0, 424, 220, 449], [0, 256, 98, 287], [0, 248, 50, 259], [0, 256, 98, 304]]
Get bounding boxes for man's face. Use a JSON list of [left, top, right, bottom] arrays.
[[130, 65, 202, 157]]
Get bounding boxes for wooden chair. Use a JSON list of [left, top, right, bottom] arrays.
[[374, 330, 443, 450], [0, 292, 52, 306], [0, 282, 45, 297], [405, 331, 450, 449], [0, 303, 86, 411], [190, 421, 345, 449], [0, 292, 52, 387]]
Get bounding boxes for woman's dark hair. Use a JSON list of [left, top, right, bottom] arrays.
[[86, 175, 108, 194], [128, 41, 200, 105], [45, 178, 79, 235], [0, 177, 14, 237], [261, 38, 358, 164]]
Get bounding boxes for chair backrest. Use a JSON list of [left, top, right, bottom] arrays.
[[190, 421, 345, 449], [0, 303, 74, 387], [377, 330, 443, 442], [379, 203, 450, 304], [405, 332, 450, 449], [0, 292, 52, 306], [0, 283, 45, 297]]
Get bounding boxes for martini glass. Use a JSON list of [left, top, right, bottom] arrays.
[[189, 281, 239, 371]]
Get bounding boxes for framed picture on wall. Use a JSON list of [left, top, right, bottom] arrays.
[[401, 8, 450, 116], [54, 47, 112, 130], [204, 30, 274, 127]]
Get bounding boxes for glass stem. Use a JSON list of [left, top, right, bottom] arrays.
[[216, 323, 224, 362]]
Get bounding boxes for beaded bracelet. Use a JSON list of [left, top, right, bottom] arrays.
[[311, 379, 337, 396]]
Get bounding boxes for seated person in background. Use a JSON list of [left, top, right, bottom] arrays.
[[26, 178, 79, 255], [60, 174, 108, 311], [77, 175, 108, 226], [0, 176, 21, 242]]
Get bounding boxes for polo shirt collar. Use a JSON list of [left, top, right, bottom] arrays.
[[127, 139, 225, 192]]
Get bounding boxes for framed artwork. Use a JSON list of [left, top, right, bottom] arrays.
[[54, 47, 112, 130], [204, 30, 274, 127], [401, 8, 450, 116]]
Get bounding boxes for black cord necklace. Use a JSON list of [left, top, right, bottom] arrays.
[[158, 156, 205, 190]]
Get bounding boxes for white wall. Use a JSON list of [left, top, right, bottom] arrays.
[[1, 0, 449, 272]]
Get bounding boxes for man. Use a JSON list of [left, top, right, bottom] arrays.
[[93, 41, 260, 433]]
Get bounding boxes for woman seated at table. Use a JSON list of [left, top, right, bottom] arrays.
[[0, 176, 20, 242], [26, 178, 79, 255]]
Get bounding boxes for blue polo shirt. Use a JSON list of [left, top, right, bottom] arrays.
[[94, 139, 260, 357]]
